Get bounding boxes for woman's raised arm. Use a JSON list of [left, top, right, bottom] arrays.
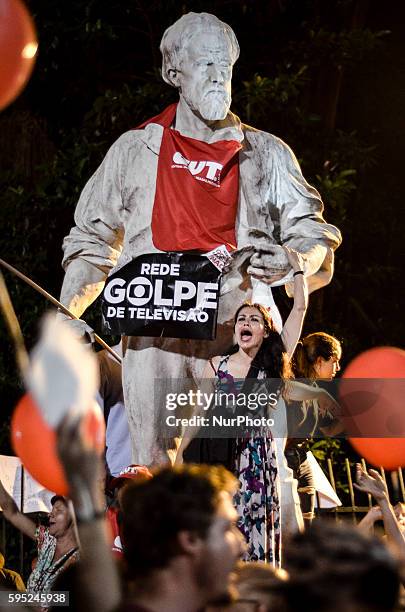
[[0, 478, 37, 540], [280, 247, 308, 359]]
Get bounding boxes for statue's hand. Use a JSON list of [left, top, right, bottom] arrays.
[[57, 312, 95, 345], [247, 246, 290, 285]]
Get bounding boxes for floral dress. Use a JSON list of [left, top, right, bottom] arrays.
[[26, 526, 80, 608], [216, 356, 281, 567]]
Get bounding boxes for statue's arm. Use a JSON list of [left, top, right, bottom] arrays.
[[60, 134, 128, 315], [243, 130, 341, 291], [60, 259, 108, 317], [274, 138, 342, 289], [252, 135, 342, 291]]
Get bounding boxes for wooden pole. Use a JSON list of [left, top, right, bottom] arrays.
[[0, 258, 121, 364]]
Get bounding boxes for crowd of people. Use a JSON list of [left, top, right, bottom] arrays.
[[0, 288, 405, 610], [1, 428, 405, 612]]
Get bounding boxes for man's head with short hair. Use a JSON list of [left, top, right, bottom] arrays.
[[120, 464, 244, 603], [160, 13, 239, 121]]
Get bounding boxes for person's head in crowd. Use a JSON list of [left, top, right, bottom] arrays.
[[48, 495, 75, 539], [105, 465, 153, 560], [120, 464, 245, 610], [281, 521, 400, 612], [109, 464, 152, 505], [231, 302, 292, 379], [394, 502, 405, 530], [294, 332, 342, 380], [0, 548, 25, 592], [110, 464, 153, 489]]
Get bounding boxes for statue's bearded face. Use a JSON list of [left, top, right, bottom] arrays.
[[177, 30, 233, 121]]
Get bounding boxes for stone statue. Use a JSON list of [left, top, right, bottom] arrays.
[[60, 12, 341, 531]]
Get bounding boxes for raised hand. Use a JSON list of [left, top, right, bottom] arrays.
[[283, 246, 305, 273], [57, 312, 95, 344], [354, 464, 388, 502]]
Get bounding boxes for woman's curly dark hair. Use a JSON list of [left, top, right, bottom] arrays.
[[229, 302, 293, 382]]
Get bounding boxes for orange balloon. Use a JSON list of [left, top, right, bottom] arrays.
[[349, 437, 405, 471], [11, 394, 68, 494], [344, 347, 405, 379], [340, 347, 405, 469], [0, 0, 38, 111], [11, 394, 105, 495]]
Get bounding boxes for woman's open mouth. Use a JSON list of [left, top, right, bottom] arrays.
[[240, 329, 252, 341]]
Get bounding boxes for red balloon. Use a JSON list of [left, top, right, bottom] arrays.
[[344, 347, 405, 379], [349, 438, 405, 471], [0, 0, 38, 111], [11, 394, 105, 495], [340, 347, 405, 469]]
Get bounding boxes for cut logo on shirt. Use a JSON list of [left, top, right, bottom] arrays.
[[172, 152, 223, 187], [113, 536, 123, 551]]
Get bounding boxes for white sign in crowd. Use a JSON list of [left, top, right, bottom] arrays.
[[0, 455, 53, 514]]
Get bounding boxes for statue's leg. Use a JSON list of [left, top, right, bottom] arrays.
[[122, 333, 232, 466], [123, 337, 182, 466]]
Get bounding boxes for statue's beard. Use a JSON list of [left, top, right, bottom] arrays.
[[196, 90, 231, 121]]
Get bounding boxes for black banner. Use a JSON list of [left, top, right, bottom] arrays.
[[101, 253, 221, 339]]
